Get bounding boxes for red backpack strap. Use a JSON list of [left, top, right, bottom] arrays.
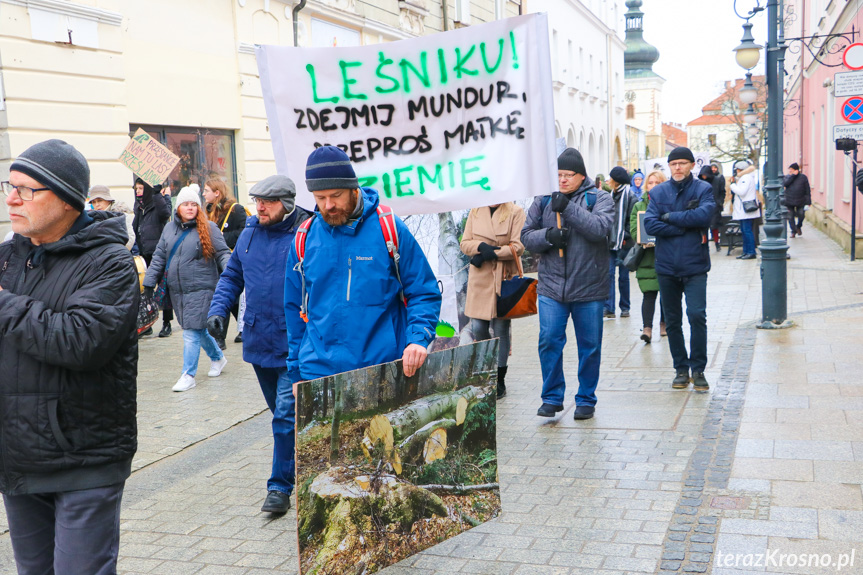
[[376, 205, 406, 306], [293, 217, 315, 323]]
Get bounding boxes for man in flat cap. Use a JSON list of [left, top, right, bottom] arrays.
[[208, 175, 311, 515], [0, 139, 139, 573], [644, 147, 716, 392]]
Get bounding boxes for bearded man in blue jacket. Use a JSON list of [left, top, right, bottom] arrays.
[[284, 146, 441, 392], [644, 147, 716, 392], [208, 175, 310, 515]]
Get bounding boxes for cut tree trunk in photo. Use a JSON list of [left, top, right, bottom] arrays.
[[295, 341, 501, 575]]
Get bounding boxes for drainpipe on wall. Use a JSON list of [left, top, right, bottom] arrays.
[[442, 0, 449, 31], [800, 0, 806, 173], [293, 0, 307, 47]]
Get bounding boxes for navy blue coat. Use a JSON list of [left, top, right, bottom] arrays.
[[209, 209, 309, 368], [644, 176, 716, 277]]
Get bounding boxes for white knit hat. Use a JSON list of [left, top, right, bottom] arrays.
[[176, 185, 202, 208]]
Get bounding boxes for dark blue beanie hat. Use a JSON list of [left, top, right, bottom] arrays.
[[10, 139, 89, 211], [609, 166, 631, 186], [305, 146, 359, 192]]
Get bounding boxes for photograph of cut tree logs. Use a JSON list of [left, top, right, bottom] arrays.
[[295, 340, 500, 575]]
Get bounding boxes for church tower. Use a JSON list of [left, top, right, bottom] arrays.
[[623, 0, 665, 163]]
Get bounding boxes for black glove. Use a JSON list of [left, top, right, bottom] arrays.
[[477, 242, 500, 261], [685, 199, 700, 210], [470, 254, 485, 268], [660, 213, 671, 223], [546, 227, 569, 249], [550, 191, 570, 213], [143, 286, 154, 300], [207, 315, 226, 339]]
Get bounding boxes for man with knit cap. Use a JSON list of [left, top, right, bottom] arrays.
[[284, 146, 441, 389], [208, 175, 311, 515], [0, 139, 139, 573], [604, 166, 638, 319], [522, 147, 614, 420], [644, 147, 715, 391]]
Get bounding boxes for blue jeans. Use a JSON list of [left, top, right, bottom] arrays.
[[605, 249, 631, 313], [252, 365, 296, 496], [657, 273, 708, 373], [538, 295, 604, 407], [740, 219, 756, 255], [4, 483, 124, 575], [182, 328, 223, 377]]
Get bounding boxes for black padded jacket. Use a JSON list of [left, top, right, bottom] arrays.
[[0, 211, 139, 495]]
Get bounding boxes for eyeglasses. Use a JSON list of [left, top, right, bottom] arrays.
[[1, 182, 51, 201], [253, 197, 280, 205], [558, 172, 578, 180], [668, 161, 693, 169]]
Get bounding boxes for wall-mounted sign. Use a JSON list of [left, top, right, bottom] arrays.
[[835, 70, 863, 97]]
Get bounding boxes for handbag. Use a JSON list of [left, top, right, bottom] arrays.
[[623, 244, 645, 272], [155, 228, 192, 308], [136, 290, 159, 335], [742, 199, 759, 213], [497, 244, 537, 319]]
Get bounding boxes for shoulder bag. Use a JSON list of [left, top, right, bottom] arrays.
[[623, 244, 645, 272], [496, 243, 537, 319]]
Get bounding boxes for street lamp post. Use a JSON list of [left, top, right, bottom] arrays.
[[733, 2, 792, 328]]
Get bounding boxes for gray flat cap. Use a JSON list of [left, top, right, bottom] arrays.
[[249, 175, 296, 214]]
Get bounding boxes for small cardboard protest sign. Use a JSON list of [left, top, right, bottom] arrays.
[[295, 339, 500, 574], [118, 129, 180, 187], [637, 211, 656, 245]]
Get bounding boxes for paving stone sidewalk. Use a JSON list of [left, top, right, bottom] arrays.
[[1, 226, 862, 574]]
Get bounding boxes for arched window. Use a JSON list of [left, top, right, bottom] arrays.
[[626, 104, 635, 120]]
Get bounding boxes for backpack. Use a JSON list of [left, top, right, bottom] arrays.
[[293, 205, 404, 323]]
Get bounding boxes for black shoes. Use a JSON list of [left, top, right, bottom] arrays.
[[158, 322, 172, 338], [261, 490, 291, 514], [536, 403, 564, 417], [692, 372, 709, 392], [573, 405, 595, 420], [672, 369, 690, 389], [497, 366, 507, 399], [737, 253, 757, 260], [620, 310, 630, 318], [234, 333, 243, 343], [603, 311, 615, 319], [138, 327, 153, 338]]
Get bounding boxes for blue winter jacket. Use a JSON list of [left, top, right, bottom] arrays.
[[644, 175, 716, 277], [209, 209, 310, 368], [284, 188, 441, 383]]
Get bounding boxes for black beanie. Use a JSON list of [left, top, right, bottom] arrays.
[[558, 148, 586, 177], [789, 162, 800, 171], [609, 166, 631, 186], [667, 147, 695, 164], [10, 139, 89, 211]]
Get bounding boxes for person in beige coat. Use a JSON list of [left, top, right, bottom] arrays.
[[460, 202, 526, 399]]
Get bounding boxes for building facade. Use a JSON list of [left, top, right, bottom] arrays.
[[782, 0, 863, 253], [0, 0, 518, 231], [526, 0, 626, 178]]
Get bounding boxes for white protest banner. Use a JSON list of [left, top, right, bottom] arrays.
[[118, 129, 180, 187], [642, 151, 709, 179], [256, 14, 556, 215]]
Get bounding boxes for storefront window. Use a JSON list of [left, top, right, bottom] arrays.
[[129, 126, 237, 199]]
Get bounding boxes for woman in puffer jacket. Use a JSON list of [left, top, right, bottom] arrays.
[[143, 187, 232, 392], [729, 160, 760, 260]]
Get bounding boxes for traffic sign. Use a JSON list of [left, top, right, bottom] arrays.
[[844, 43, 863, 70], [835, 70, 863, 97], [833, 124, 863, 140], [842, 97, 863, 123]]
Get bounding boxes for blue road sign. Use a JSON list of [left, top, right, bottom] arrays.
[[842, 97, 863, 123]]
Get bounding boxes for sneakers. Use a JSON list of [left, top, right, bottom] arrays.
[[234, 332, 243, 343], [603, 310, 615, 319], [573, 405, 595, 420], [620, 310, 630, 318], [640, 327, 652, 344], [536, 403, 564, 417], [692, 372, 709, 392], [158, 322, 172, 338], [172, 374, 196, 392], [672, 369, 690, 389], [261, 490, 291, 514], [208, 356, 228, 377]]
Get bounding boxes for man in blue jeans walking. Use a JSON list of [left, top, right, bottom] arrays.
[[644, 147, 716, 391], [209, 175, 310, 515], [604, 166, 638, 318], [522, 147, 614, 420]]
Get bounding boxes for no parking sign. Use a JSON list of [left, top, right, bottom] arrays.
[[841, 96, 863, 123]]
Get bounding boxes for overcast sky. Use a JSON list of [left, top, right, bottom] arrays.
[[640, 0, 752, 126]]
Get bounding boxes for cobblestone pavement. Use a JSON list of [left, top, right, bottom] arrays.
[[1, 226, 862, 574]]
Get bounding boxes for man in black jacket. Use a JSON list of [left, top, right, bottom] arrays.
[[0, 140, 139, 574], [783, 163, 811, 238], [133, 177, 173, 337]]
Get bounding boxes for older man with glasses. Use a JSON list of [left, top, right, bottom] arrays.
[[644, 147, 716, 392]]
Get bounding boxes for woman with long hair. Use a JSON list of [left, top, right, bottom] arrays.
[[460, 201, 526, 399], [143, 187, 232, 392], [203, 179, 248, 347], [630, 170, 667, 343]]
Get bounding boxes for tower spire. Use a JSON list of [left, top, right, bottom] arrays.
[[624, 0, 660, 79]]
